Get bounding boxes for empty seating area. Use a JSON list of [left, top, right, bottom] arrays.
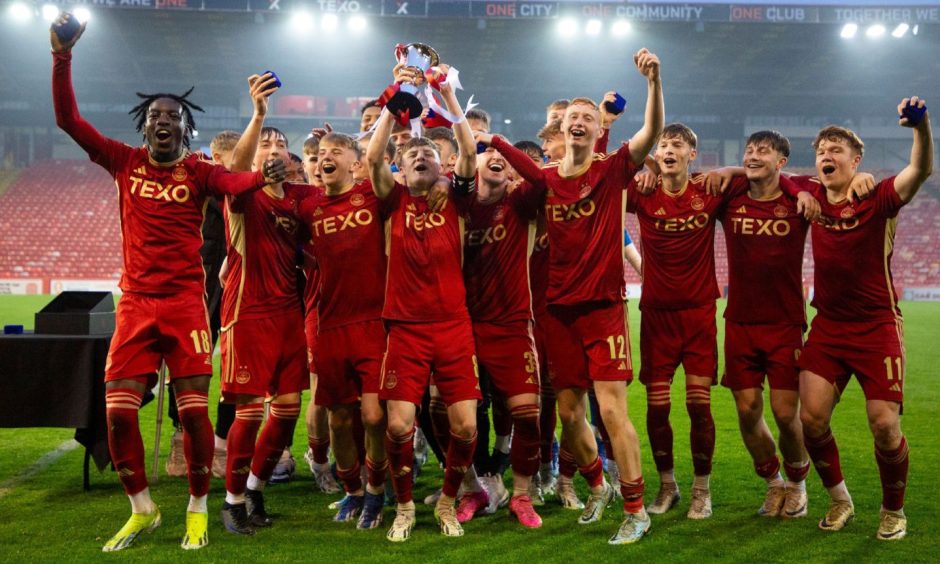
[[0, 160, 122, 281], [1, 160, 939, 293]]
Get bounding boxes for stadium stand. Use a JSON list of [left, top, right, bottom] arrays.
[[0, 160, 122, 283], [1, 160, 938, 291]]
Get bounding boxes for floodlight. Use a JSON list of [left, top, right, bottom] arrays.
[[865, 24, 886, 39]]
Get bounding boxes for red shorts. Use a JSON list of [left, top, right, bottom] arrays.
[[640, 303, 717, 385], [543, 302, 633, 391], [220, 310, 309, 401], [315, 320, 386, 407], [533, 312, 552, 390], [473, 320, 540, 398], [105, 292, 213, 385], [380, 319, 482, 406], [798, 315, 905, 403], [305, 308, 318, 375], [722, 322, 803, 392]]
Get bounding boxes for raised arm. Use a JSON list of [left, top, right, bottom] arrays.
[[484, 134, 546, 188], [630, 48, 666, 163], [50, 18, 123, 168], [894, 97, 934, 204], [366, 110, 397, 200], [230, 73, 279, 173], [438, 75, 475, 179], [628, 49, 664, 166]]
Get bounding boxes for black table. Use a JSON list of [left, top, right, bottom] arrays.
[[0, 333, 111, 490]]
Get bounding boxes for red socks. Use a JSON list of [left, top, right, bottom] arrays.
[[105, 388, 147, 495], [755, 456, 781, 480], [251, 403, 300, 483], [783, 460, 810, 483], [558, 447, 577, 479], [443, 431, 477, 498], [803, 428, 844, 488], [875, 436, 909, 511], [226, 403, 264, 495], [366, 456, 389, 490], [337, 460, 363, 494], [428, 397, 451, 454], [578, 457, 605, 489], [686, 385, 715, 477], [646, 387, 674, 473], [175, 390, 213, 497], [385, 428, 416, 504], [492, 395, 513, 437], [308, 435, 330, 465], [620, 477, 645, 513], [509, 404, 541, 478]]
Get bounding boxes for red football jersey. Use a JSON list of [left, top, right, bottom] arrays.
[[381, 182, 470, 322], [529, 228, 550, 318], [627, 174, 748, 310], [221, 184, 306, 325], [493, 138, 641, 306], [721, 189, 808, 325], [301, 240, 321, 315], [297, 180, 386, 330], [790, 175, 904, 322], [52, 52, 266, 296], [463, 185, 541, 322]]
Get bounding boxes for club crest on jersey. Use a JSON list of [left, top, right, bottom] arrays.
[[384, 370, 398, 390], [274, 214, 299, 235], [578, 183, 593, 200], [774, 204, 788, 218], [350, 193, 365, 207], [235, 367, 251, 385], [493, 205, 506, 222], [172, 166, 188, 182], [691, 196, 705, 211], [840, 206, 855, 219]]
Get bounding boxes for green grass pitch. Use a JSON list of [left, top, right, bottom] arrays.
[[0, 295, 938, 562]]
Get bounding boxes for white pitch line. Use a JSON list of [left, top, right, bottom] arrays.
[[0, 439, 80, 499]]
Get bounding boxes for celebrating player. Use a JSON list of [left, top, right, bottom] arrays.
[[50, 18, 285, 552], [793, 101, 932, 540], [218, 74, 308, 536], [454, 146, 545, 528], [296, 132, 390, 529], [718, 131, 812, 518], [366, 63, 480, 542], [483, 48, 664, 545]]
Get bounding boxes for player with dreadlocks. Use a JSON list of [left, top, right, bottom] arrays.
[[127, 86, 204, 150], [50, 17, 286, 552]]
